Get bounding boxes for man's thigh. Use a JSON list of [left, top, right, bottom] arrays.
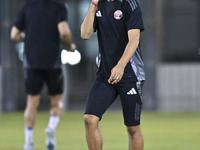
[[24, 69, 44, 95], [85, 80, 118, 120], [44, 69, 63, 95]]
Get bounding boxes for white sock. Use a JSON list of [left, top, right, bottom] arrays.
[[24, 128, 33, 145], [47, 115, 60, 130]]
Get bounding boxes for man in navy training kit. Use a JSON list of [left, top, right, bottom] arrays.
[[81, 0, 145, 149], [11, 0, 76, 150]]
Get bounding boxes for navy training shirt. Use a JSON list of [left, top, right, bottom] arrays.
[[14, 0, 68, 69], [94, 0, 145, 83]]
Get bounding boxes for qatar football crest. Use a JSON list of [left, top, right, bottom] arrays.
[[114, 10, 123, 20]]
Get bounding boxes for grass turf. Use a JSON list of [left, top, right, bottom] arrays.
[[0, 111, 199, 150]]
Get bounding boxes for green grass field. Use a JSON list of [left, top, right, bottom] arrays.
[[0, 111, 200, 150]]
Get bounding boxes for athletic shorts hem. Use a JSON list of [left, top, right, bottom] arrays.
[[26, 91, 41, 95], [48, 92, 63, 96], [125, 122, 140, 127], [84, 113, 101, 121]]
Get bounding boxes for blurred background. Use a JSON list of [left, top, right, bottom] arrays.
[[0, 0, 200, 113]]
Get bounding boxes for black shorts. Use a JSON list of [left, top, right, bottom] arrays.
[[85, 79, 144, 126], [24, 69, 63, 95]]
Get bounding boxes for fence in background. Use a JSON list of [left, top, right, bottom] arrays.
[[157, 63, 200, 111]]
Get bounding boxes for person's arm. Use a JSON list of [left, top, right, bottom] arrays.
[[108, 29, 141, 84], [81, 0, 99, 40], [10, 26, 25, 42], [58, 21, 76, 52]]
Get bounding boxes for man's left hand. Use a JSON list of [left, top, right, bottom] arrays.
[[108, 64, 125, 84]]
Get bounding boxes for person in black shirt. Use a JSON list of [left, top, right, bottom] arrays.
[[11, 0, 76, 150], [81, 0, 145, 149]]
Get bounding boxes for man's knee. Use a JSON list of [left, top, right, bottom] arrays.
[[84, 114, 99, 126], [51, 99, 63, 108], [127, 125, 142, 137], [26, 95, 40, 109], [50, 94, 63, 108]]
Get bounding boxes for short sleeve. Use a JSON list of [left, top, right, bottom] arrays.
[[57, 3, 68, 24], [14, 6, 27, 31], [125, 0, 144, 32]]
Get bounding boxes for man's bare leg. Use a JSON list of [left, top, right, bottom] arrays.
[[49, 94, 63, 117], [127, 125, 144, 150], [45, 94, 63, 150], [47, 94, 63, 130], [24, 95, 40, 128], [24, 95, 40, 149], [84, 114, 103, 150]]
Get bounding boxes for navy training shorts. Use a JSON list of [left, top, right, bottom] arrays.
[[24, 69, 63, 95], [85, 79, 144, 126]]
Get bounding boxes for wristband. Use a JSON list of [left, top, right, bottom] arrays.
[[91, 1, 99, 12]]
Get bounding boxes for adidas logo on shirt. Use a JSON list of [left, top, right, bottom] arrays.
[[127, 88, 137, 95]]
